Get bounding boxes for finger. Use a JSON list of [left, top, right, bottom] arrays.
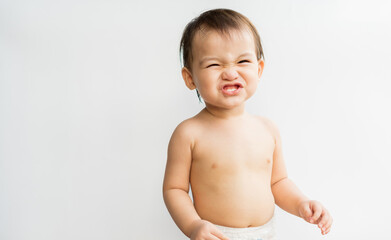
[[210, 232, 230, 240], [322, 226, 331, 235], [317, 210, 330, 229], [322, 215, 333, 235], [210, 227, 230, 240], [301, 203, 313, 222], [317, 214, 329, 231], [319, 217, 332, 235], [318, 217, 328, 234], [310, 203, 323, 223], [208, 233, 226, 240]]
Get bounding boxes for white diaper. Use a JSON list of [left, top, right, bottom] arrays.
[[214, 216, 277, 240]]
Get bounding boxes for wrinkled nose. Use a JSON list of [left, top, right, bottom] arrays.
[[221, 67, 239, 81]]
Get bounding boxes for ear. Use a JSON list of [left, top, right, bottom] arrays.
[[182, 67, 197, 90], [257, 59, 264, 80]]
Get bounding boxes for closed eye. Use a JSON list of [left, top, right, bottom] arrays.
[[207, 64, 219, 68], [238, 60, 250, 64]]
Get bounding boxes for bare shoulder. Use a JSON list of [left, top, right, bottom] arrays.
[[254, 115, 281, 140], [169, 116, 202, 149], [164, 116, 202, 192]]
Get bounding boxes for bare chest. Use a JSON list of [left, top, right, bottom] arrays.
[[192, 123, 275, 173]]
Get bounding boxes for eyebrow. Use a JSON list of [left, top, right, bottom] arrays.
[[199, 52, 255, 66]]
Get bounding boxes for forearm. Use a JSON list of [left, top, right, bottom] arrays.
[[163, 188, 201, 238], [271, 178, 309, 217]]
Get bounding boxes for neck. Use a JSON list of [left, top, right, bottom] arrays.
[[203, 103, 247, 120]]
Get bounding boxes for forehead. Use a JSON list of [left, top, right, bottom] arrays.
[[192, 27, 256, 59]]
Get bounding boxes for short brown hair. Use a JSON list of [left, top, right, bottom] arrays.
[[180, 8, 264, 71]]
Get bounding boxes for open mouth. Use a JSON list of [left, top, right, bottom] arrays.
[[222, 84, 243, 95], [223, 85, 239, 92]]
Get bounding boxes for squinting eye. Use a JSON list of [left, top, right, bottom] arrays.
[[207, 64, 219, 68], [238, 60, 250, 64]]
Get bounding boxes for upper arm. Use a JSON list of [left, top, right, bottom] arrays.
[[262, 117, 288, 186], [162, 120, 194, 193]]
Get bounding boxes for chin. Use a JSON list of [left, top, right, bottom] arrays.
[[221, 100, 246, 109], [204, 95, 248, 109]]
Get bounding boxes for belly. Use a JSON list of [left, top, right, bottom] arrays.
[[190, 167, 275, 228]]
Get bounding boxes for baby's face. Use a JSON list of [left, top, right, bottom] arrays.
[[182, 28, 264, 110]]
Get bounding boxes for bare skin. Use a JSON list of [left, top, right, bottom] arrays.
[[162, 28, 332, 240], [189, 109, 275, 228]]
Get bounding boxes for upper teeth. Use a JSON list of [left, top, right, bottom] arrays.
[[226, 86, 238, 91]]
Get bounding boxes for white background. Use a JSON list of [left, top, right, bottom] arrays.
[[1, 0, 390, 239]]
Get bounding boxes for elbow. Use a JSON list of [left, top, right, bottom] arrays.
[[162, 185, 189, 199], [271, 176, 288, 188], [162, 184, 172, 199]]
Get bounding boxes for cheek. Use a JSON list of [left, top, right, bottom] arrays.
[[197, 71, 217, 87], [245, 72, 260, 91]]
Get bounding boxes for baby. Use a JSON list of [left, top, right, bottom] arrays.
[[163, 8, 332, 240]]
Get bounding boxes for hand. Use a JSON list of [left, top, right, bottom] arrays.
[[190, 219, 230, 240], [298, 200, 333, 235]]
